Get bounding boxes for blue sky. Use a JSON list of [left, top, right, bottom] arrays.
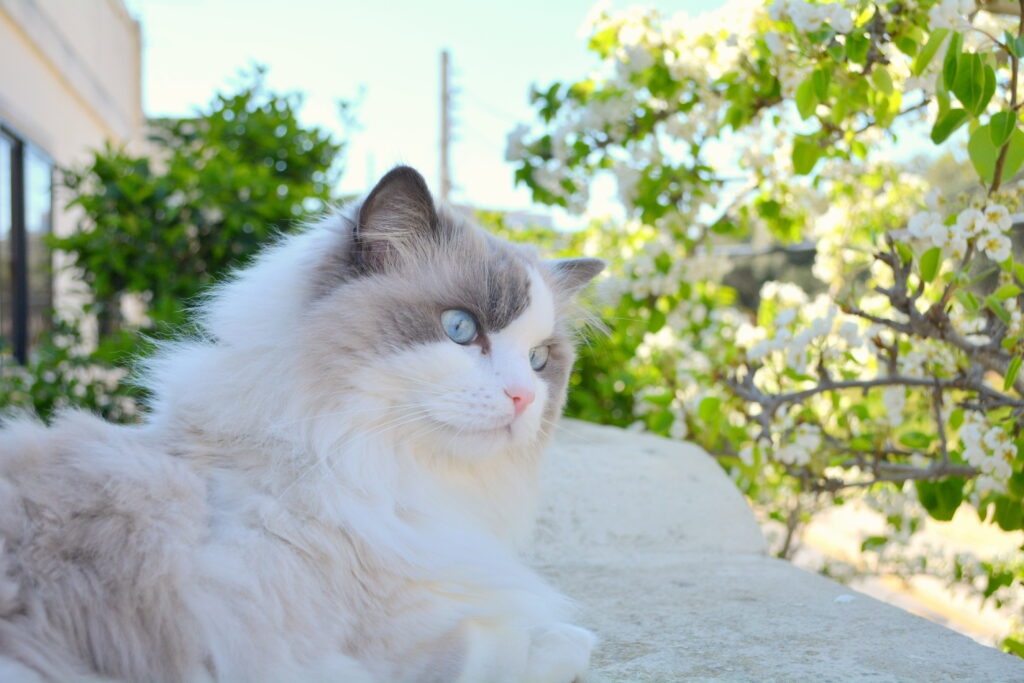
[[123, 0, 724, 213]]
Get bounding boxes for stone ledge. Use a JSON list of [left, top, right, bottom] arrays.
[[533, 419, 765, 561], [537, 419, 1024, 681]]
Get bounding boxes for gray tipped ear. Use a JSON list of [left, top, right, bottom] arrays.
[[353, 165, 438, 271], [547, 257, 606, 296]]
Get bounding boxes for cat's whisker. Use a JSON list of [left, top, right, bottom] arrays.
[[272, 400, 436, 430], [538, 415, 603, 446]]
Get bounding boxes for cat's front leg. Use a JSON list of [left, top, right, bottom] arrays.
[[455, 619, 596, 683], [524, 622, 596, 683]]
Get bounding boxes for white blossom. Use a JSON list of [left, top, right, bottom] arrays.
[[775, 307, 798, 327], [881, 387, 906, 425], [504, 124, 531, 162], [823, 3, 854, 33], [776, 423, 822, 466], [927, 0, 975, 30], [983, 204, 1013, 232], [764, 30, 786, 55], [980, 231, 1012, 263], [908, 210, 943, 240]]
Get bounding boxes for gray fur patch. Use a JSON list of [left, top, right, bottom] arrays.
[[316, 207, 531, 351]]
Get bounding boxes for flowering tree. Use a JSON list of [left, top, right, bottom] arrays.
[[506, 0, 1024, 651]]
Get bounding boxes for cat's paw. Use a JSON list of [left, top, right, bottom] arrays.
[[523, 623, 596, 683]]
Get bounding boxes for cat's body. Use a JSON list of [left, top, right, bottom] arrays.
[[0, 167, 603, 682]]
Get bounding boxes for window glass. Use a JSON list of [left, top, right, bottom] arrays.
[[0, 136, 11, 351], [24, 147, 52, 347]]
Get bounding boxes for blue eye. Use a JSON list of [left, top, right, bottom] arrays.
[[529, 345, 549, 371], [441, 309, 478, 344]]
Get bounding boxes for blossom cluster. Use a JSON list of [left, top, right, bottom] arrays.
[[926, 0, 975, 30], [960, 412, 1015, 494], [908, 203, 1016, 262], [775, 422, 823, 466], [767, 0, 855, 34], [745, 282, 856, 382]]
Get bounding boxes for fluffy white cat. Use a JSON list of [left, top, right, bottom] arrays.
[[0, 166, 604, 682]]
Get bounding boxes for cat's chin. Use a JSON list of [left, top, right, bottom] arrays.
[[419, 418, 539, 458]]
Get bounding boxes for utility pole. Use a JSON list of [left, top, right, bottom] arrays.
[[439, 49, 452, 203]]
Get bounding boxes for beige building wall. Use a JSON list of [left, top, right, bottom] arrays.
[[0, 0, 143, 315]]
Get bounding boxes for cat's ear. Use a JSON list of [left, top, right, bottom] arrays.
[[353, 166, 439, 271], [546, 257, 605, 296]]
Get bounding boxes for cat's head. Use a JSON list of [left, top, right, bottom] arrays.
[[300, 166, 603, 459]]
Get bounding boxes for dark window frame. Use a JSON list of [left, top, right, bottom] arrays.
[[1, 120, 54, 364]]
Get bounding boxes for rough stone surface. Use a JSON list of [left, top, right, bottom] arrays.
[[532, 419, 765, 561], [535, 419, 1024, 681]]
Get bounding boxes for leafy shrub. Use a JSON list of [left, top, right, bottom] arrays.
[[2, 67, 347, 421]]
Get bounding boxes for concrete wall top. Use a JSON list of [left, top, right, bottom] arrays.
[[536, 419, 1024, 680]]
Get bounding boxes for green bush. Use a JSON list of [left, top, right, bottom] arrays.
[[1, 67, 347, 421]]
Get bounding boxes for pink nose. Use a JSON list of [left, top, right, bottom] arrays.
[[505, 386, 536, 418]]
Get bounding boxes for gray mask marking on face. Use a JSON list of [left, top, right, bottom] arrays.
[[315, 166, 533, 350]]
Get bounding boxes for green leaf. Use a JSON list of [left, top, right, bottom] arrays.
[[968, 124, 1000, 182], [949, 408, 964, 430], [919, 246, 942, 283], [1003, 128, 1024, 180], [861, 535, 889, 551], [588, 26, 619, 57], [993, 283, 1022, 299], [795, 78, 817, 120], [698, 396, 722, 423], [1010, 470, 1024, 499], [643, 392, 674, 407], [913, 28, 950, 75], [872, 88, 902, 127], [757, 198, 782, 219], [850, 436, 874, 450], [990, 112, 1017, 147], [894, 241, 913, 265], [649, 409, 674, 434], [1005, 30, 1022, 58], [916, 477, 964, 521], [970, 127, 1024, 184], [987, 295, 1012, 325], [871, 68, 894, 95], [943, 32, 963, 90], [846, 32, 870, 64], [955, 288, 980, 312], [978, 64, 997, 116], [710, 220, 736, 234], [1003, 30, 1019, 57], [649, 307, 667, 331], [899, 431, 933, 450], [812, 68, 831, 101], [935, 84, 951, 114], [951, 53, 984, 113], [896, 36, 918, 57], [930, 108, 969, 143], [792, 139, 822, 175], [1003, 638, 1024, 659], [849, 404, 870, 420], [993, 496, 1023, 531], [1004, 356, 1022, 390]]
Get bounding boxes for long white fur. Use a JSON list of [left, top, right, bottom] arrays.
[[0, 210, 596, 682]]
